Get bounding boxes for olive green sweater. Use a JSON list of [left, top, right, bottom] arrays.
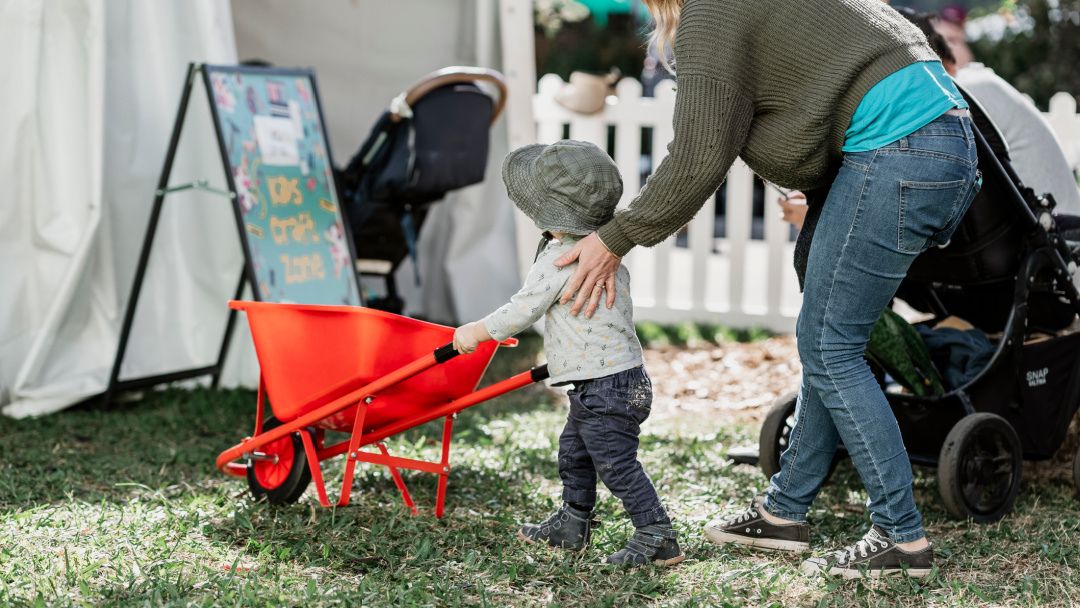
[[597, 0, 937, 256]]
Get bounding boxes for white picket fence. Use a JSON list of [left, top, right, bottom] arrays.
[[527, 74, 1080, 332]]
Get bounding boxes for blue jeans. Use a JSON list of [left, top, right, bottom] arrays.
[[561, 366, 670, 528], [764, 115, 981, 543]]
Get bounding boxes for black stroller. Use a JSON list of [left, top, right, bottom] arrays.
[[758, 88, 1080, 523], [338, 67, 508, 313]]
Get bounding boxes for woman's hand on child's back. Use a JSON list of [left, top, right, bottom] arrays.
[[555, 232, 621, 319]]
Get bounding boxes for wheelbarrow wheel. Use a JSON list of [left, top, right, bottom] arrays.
[[246, 417, 313, 505], [937, 413, 1022, 523], [758, 393, 841, 482]]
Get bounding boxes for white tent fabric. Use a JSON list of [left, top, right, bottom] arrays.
[[3, 0, 520, 417], [2, 0, 246, 417], [231, 0, 521, 324]]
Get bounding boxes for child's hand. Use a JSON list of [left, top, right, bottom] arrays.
[[453, 322, 481, 354]]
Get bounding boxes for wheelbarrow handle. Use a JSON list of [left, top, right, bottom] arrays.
[[433, 337, 518, 364], [434, 342, 459, 363]]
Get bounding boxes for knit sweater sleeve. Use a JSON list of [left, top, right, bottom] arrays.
[[597, 5, 754, 256]]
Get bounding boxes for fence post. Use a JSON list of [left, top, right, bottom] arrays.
[[1046, 92, 1079, 169], [726, 160, 754, 317], [499, 0, 540, 283]]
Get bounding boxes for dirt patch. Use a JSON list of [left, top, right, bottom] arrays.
[[643, 337, 1079, 483], [644, 336, 801, 424]]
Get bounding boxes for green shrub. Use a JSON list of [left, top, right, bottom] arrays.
[[635, 321, 670, 348]]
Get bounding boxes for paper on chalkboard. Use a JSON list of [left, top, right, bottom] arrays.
[[253, 115, 300, 166]]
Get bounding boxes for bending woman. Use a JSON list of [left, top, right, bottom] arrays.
[[556, 0, 980, 578]]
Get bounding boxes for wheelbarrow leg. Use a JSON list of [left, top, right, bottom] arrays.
[[378, 442, 418, 516], [299, 401, 370, 507], [253, 376, 267, 436], [435, 413, 455, 518], [337, 401, 372, 507], [300, 431, 332, 507]]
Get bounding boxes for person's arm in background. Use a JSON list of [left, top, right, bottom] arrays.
[[555, 1, 755, 317], [778, 191, 808, 230]]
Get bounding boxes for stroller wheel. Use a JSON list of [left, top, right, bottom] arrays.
[[758, 393, 841, 482], [937, 413, 1023, 523], [246, 417, 313, 505]]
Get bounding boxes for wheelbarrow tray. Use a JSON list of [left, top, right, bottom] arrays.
[[217, 301, 547, 516], [234, 300, 506, 433]]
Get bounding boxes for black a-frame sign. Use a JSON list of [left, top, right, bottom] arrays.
[[104, 62, 363, 405]]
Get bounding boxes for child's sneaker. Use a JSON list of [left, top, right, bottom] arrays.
[[606, 524, 685, 567], [800, 526, 934, 579], [703, 495, 810, 552], [518, 504, 597, 551]]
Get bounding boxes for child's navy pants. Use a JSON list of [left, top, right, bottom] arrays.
[[559, 366, 669, 528]]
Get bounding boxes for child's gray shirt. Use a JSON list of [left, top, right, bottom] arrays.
[[482, 235, 643, 385]]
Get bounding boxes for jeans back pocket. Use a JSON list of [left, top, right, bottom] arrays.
[[898, 178, 969, 254]]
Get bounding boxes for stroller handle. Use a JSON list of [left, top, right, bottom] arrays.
[[392, 67, 508, 126]]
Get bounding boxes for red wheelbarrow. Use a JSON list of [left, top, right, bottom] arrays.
[[216, 301, 548, 517]]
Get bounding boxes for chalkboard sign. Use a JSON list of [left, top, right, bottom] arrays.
[[203, 65, 360, 305]]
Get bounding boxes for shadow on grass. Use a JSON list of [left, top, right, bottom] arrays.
[[196, 465, 682, 607]]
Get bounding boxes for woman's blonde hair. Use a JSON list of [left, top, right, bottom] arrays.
[[643, 0, 683, 71]]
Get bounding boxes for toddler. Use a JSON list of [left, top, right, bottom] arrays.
[[452, 140, 682, 567]]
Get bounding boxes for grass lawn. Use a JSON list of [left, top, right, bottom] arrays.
[[2, 334, 1079, 607]]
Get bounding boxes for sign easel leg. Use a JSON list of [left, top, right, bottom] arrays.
[[210, 267, 249, 389], [104, 63, 202, 407]]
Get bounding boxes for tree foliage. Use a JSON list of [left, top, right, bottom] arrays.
[[969, 0, 1080, 109]]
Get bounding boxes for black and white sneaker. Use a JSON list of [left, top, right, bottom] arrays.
[[800, 526, 934, 579], [703, 496, 810, 552]]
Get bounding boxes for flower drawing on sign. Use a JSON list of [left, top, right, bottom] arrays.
[[234, 158, 257, 214], [325, 223, 350, 278], [211, 74, 236, 113]]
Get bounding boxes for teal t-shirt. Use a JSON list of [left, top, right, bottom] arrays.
[[843, 61, 968, 153]]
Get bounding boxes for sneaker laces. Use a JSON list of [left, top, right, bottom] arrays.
[[834, 528, 890, 565], [720, 496, 764, 527]]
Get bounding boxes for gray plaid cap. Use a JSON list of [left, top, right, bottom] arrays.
[[502, 140, 623, 235]]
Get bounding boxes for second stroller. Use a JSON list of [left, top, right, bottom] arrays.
[[337, 67, 508, 314]]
